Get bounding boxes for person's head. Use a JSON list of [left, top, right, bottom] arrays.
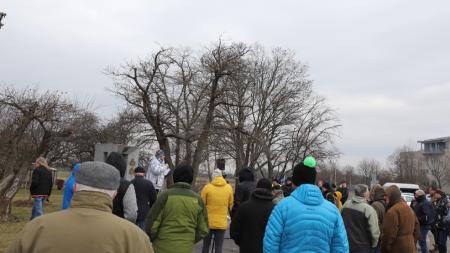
[[384, 185, 402, 207], [435, 190, 444, 200], [415, 189, 425, 199], [272, 179, 280, 185], [286, 177, 293, 185], [105, 152, 126, 178], [272, 184, 282, 194], [238, 167, 254, 182], [339, 181, 347, 188], [75, 161, 120, 198], [354, 184, 370, 200], [35, 157, 50, 169], [156, 149, 165, 161], [370, 184, 382, 199], [256, 178, 272, 191], [428, 186, 437, 196], [173, 164, 193, 184], [322, 182, 331, 193], [292, 156, 317, 187], [212, 169, 223, 179], [317, 180, 324, 187], [134, 166, 145, 177]]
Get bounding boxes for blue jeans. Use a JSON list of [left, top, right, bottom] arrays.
[[419, 227, 429, 253], [136, 220, 146, 231], [437, 229, 447, 253], [31, 197, 44, 220]]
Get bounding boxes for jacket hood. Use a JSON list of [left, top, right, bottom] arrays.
[[416, 194, 426, 203], [105, 152, 126, 178], [238, 167, 254, 182], [371, 185, 385, 201], [351, 195, 368, 204], [211, 176, 227, 186], [291, 184, 324, 206], [335, 191, 342, 201], [252, 188, 273, 201]]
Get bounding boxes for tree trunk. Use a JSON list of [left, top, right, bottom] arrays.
[[0, 174, 21, 221]]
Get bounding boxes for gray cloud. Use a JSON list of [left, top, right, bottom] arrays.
[[2, 0, 450, 167]]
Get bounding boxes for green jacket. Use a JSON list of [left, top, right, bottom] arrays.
[[146, 182, 209, 253], [6, 191, 153, 253]]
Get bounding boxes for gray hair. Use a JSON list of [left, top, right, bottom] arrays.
[[354, 184, 369, 197], [415, 190, 425, 196]]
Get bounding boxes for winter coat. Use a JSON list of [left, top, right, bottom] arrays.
[[263, 184, 349, 253], [414, 195, 434, 229], [146, 182, 209, 253], [231, 180, 256, 217], [62, 163, 80, 209], [433, 196, 449, 230], [30, 166, 53, 197], [381, 201, 420, 253], [272, 189, 284, 205], [113, 179, 138, 223], [335, 191, 343, 211], [342, 195, 380, 251], [370, 187, 386, 237], [6, 191, 153, 253], [131, 175, 157, 222], [337, 186, 349, 204], [200, 176, 233, 230], [145, 156, 170, 190], [230, 188, 274, 253]]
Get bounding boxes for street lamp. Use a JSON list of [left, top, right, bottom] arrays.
[[0, 12, 6, 30]]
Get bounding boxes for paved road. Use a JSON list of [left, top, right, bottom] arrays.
[[193, 229, 238, 253]]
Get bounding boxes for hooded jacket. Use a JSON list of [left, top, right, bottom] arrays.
[[230, 188, 274, 253], [335, 191, 343, 211], [413, 194, 434, 229], [342, 195, 380, 250], [62, 163, 80, 209], [263, 184, 349, 253], [370, 185, 386, 237], [231, 168, 256, 217], [6, 191, 154, 253], [200, 176, 233, 230], [146, 155, 170, 190], [146, 182, 209, 253]]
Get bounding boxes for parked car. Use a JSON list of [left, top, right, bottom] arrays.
[[401, 193, 415, 206], [383, 182, 420, 194]]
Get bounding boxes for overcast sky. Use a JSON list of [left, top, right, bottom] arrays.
[[1, 0, 450, 167]]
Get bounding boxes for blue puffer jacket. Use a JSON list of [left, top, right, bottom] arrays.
[[263, 184, 349, 253], [62, 163, 80, 209]]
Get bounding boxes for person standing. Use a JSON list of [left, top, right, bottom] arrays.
[[231, 167, 256, 218], [62, 160, 80, 209], [263, 156, 349, 253], [342, 184, 380, 253], [370, 184, 386, 253], [131, 166, 157, 231], [413, 189, 434, 253], [7, 161, 154, 253], [281, 177, 294, 197], [200, 169, 233, 253], [337, 181, 349, 204], [231, 178, 274, 253], [146, 164, 209, 253], [433, 190, 448, 253], [30, 157, 53, 220], [381, 185, 420, 253], [145, 150, 170, 192], [272, 184, 284, 205], [106, 152, 138, 223]]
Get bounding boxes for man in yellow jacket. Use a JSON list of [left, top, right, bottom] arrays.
[[201, 169, 233, 253]]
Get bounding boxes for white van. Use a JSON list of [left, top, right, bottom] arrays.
[[382, 182, 420, 194]]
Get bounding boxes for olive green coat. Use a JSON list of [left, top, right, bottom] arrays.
[[146, 182, 209, 253], [6, 191, 153, 253]]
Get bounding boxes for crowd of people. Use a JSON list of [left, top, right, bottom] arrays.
[[7, 151, 450, 253]]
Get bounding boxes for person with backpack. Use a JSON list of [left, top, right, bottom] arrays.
[[30, 157, 54, 220], [414, 189, 434, 253], [131, 166, 157, 230], [106, 152, 138, 223]]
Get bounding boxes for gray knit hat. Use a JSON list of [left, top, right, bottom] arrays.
[[75, 161, 120, 190]]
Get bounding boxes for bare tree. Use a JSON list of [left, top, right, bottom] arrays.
[[425, 155, 450, 189], [358, 158, 381, 185], [388, 146, 426, 185]]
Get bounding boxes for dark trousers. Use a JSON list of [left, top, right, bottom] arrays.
[[418, 227, 429, 253], [350, 249, 373, 253], [136, 220, 146, 231], [437, 229, 448, 253], [202, 229, 226, 253]]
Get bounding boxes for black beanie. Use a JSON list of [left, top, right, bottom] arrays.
[[173, 164, 193, 184], [105, 152, 126, 178], [292, 163, 317, 186], [134, 166, 145, 174], [256, 178, 272, 191]]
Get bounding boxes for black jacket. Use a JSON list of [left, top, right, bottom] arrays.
[[414, 195, 434, 229], [231, 181, 256, 217], [433, 196, 448, 230], [113, 179, 131, 218], [131, 175, 157, 221], [337, 187, 349, 204], [30, 166, 53, 197], [281, 184, 294, 197], [230, 188, 274, 253]]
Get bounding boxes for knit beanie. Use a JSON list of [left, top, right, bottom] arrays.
[[292, 156, 317, 186], [105, 152, 126, 178], [173, 164, 194, 184], [134, 166, 145, 174], [75, 161, 120, 190], [256, 178, 272, 191], [212, 169, 223, 179]]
